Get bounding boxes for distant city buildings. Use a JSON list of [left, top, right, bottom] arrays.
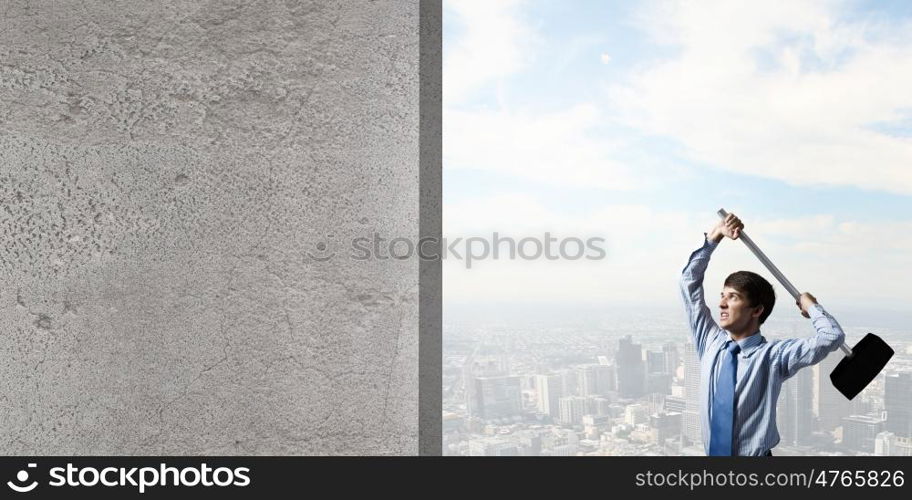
[[875, 431, 912, 456], [444, 326, 911, 456]]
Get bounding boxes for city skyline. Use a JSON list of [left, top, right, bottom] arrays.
[[443, 309, 912, 456]]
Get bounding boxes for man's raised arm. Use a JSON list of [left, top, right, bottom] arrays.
[[774, 292, 847, 380], [679, 214, 743, 358]]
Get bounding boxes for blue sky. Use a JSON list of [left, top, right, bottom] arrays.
[[443, 0, 912, 313]]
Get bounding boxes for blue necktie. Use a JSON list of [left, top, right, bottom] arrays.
[[710, 341, 741, 456]]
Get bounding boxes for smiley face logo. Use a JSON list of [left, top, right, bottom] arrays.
[[306, 234, 336, 262], [7, 463, 38, 493]]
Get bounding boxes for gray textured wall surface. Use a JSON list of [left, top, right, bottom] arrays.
[[0, 0, 424, 454], [418, 0, 441, 456]]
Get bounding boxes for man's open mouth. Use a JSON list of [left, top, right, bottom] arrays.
[[720, 312, 729, 319]]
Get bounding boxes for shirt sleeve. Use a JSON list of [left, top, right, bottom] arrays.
[[680, 233, 723, 359], [773, 303, 847, 380]]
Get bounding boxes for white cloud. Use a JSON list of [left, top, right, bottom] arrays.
[[444, 195, 702, 305], [444, 104, 639, 190], [443, 1, 640, 191], [440, 1, 912, 312], [444, 197, 912, 310], [612, 0, 912, 194], [704, 214, 912, 310], [443, 0, 536, 105]]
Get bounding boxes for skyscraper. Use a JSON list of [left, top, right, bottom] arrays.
[[625, 403, 649, 426], [463, 344, 510, 419], [559, 396, 588, 426], [473, 376, 522, 420], [646, 372, 672, 395], [559, 368, 579, 397], [535, 374, 562, 419], [646, 350, 666, 374], [645, 348, 671, 395], [594, 364, 616, 395], [616, 335, 645, 399], [683, 341, 701, 445], [814, 352, 852, 432], [778, 366, 814, 446], [884, 372, 912, 438], [663, 342, 680, 379], [842, 414, 884, 454], [651, 411, 683, 444], [665, 395, 686, 414], [577, 365, 599, 397]]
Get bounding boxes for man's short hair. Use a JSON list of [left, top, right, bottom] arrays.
[[724, 271, 776, 325]]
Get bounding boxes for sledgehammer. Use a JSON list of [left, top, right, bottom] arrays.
[[717, 209, 893, 400]]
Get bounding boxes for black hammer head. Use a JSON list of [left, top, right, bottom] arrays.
[[829, 333, 894, 400]]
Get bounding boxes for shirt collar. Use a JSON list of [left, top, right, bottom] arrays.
[[726, 330, 766, 357]]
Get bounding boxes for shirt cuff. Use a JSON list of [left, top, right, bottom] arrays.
[[703, 232, 720, 249], [807, 303, 826, 320]]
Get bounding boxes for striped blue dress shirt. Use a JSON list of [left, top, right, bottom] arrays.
[[680, 234, 846, 456]]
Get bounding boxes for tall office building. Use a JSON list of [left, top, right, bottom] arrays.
[[842, 414, 884, 454], [814, 352, 853, 432], [646, 372, 672, 395], [558, 396, 588, 426], [473, 376, 522, 420], [683, 342, 702, 445], [663, 342, 680, 379], [778, 366, 814, 446], [559, 369, 579, 397], [646, 350, 666, 374], [577, 365, 599, 397], [884, 372, 912, 438], [463, 344, 510, 419], [616, 335, 645, 399], [536, 374, 562, 419], [594, 364, 616, 395], [651, 412, 683, 444], [589, 397, 612, 416], [625, 403, 649, 426], [645, 393, 665, 414], [665, 395, 686, 414]]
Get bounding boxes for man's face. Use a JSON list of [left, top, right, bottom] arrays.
[[719, 286, 761, 332]]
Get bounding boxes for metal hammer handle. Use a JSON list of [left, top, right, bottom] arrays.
[[716, 209, 852, 356]]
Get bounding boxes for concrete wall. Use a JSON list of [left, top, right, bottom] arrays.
[[0, 0, 435, 455]]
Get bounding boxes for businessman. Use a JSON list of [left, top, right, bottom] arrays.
[[680, 213, 846, 456]]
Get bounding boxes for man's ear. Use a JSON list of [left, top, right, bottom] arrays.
[[752, 305, 764, 319]]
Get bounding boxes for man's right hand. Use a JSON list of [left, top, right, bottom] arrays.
[[708, 213, 744, 243], [797, 292, 817, 318]]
